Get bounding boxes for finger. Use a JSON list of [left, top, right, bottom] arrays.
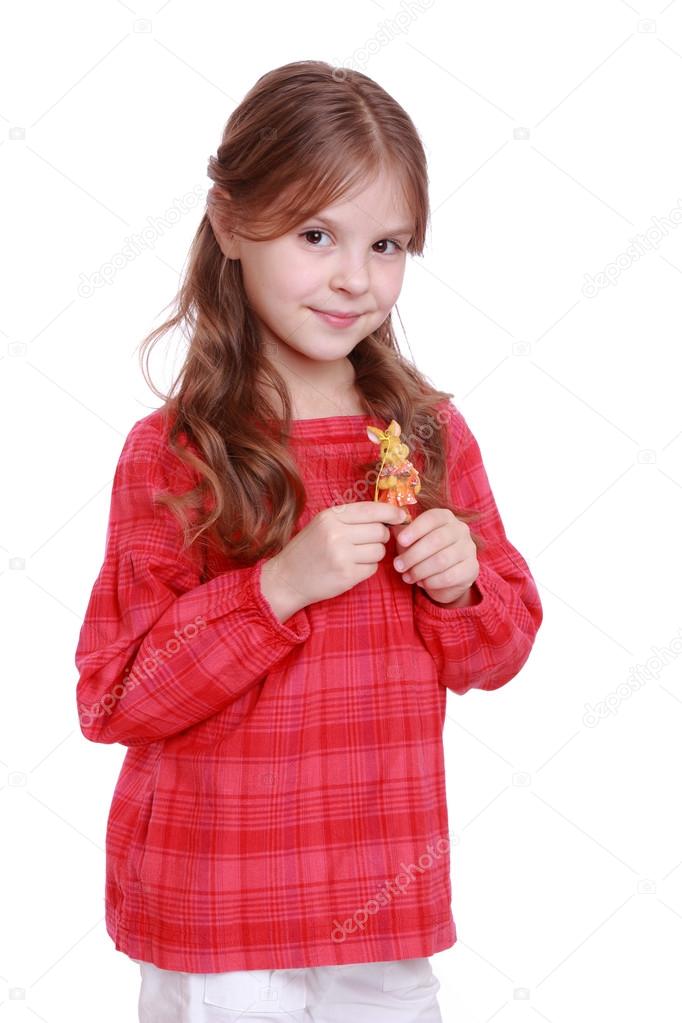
[[390, 507, 412, 525], [354, 542, 392, 564], [419, 564, 472, 597], [393, 508, 451, 548], [392, 523, 455, 575], [332, 501, 408, 526], [390, 518, 419, 546], [388, 519, 412, 545], [406, 561, 465, 589], [349, 521, 398, 545]]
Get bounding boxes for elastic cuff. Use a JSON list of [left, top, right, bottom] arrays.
[[249, 557, 311, 643], [414, 562, 501, 622]]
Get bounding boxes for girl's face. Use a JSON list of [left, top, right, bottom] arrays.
[[227, 169, 414, 384]]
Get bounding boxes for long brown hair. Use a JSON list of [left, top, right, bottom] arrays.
[[138, 60, 483, 569]]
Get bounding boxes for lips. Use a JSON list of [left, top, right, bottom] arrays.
[[309, 307, 365, 329], [310, 308, 364, 318]]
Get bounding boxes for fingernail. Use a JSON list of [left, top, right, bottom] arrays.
[[394, 559, 404, 571], [400, 532, 412, 544]]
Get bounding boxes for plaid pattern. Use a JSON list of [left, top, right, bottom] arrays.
[[75, 401, 542, 972]]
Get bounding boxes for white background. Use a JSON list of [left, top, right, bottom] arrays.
[[2, 1, 682, 1020]]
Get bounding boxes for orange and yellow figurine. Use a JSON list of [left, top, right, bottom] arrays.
[[367, 419, 421, 523]]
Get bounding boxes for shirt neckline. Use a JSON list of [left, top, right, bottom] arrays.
[[267, 412, 376, 444], [290, 413, 372, 426]]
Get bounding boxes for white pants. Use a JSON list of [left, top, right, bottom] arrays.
[[134, 956, 443, 1022]]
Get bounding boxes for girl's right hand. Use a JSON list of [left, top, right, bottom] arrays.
[[262, 501, 410, 613]]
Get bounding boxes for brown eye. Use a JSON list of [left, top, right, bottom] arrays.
[[300, 230, 331, 246], [374, 239, 402, 255], [300, 231, 403, 254]]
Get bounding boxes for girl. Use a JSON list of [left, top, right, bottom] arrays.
[[75, 60, 543, 1022]]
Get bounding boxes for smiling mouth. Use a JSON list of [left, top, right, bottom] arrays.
[[310, 308, 365, 318]]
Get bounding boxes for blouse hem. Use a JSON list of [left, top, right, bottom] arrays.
[[109, 895, 456, 972]]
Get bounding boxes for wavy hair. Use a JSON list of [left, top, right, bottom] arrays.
[[138, 60, 484, 571]]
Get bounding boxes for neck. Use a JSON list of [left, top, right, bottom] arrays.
[[261, 356, 364, 419]]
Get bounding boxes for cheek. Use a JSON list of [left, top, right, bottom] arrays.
[[240, 269, 288, 316], [239, 250, 273, 302], [373, 266, 405, 309], [269, 251, 319, 301]]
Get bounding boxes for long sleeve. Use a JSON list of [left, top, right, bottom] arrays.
[[75, 417, 311, 746], [413, 402, 542, 695]]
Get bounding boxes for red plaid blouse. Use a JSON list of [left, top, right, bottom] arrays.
[[75, 400, 542, 973]]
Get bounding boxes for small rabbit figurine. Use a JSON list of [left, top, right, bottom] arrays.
[[367, 419, 422, 522]]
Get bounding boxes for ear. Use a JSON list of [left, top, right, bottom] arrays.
[[366, 426, 384, 444], [387, 419, 401, 437], [206, 184, 240, 260]]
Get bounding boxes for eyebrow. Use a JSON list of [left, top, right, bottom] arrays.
[[311, 215, 414, 239]]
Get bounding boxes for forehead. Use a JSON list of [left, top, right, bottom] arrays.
[[314, 173, 414, 236]]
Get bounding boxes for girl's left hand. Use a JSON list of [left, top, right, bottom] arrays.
[[389, 508, 479, 605]]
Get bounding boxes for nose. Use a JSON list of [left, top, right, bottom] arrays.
[[329, 249, 371, 294]]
